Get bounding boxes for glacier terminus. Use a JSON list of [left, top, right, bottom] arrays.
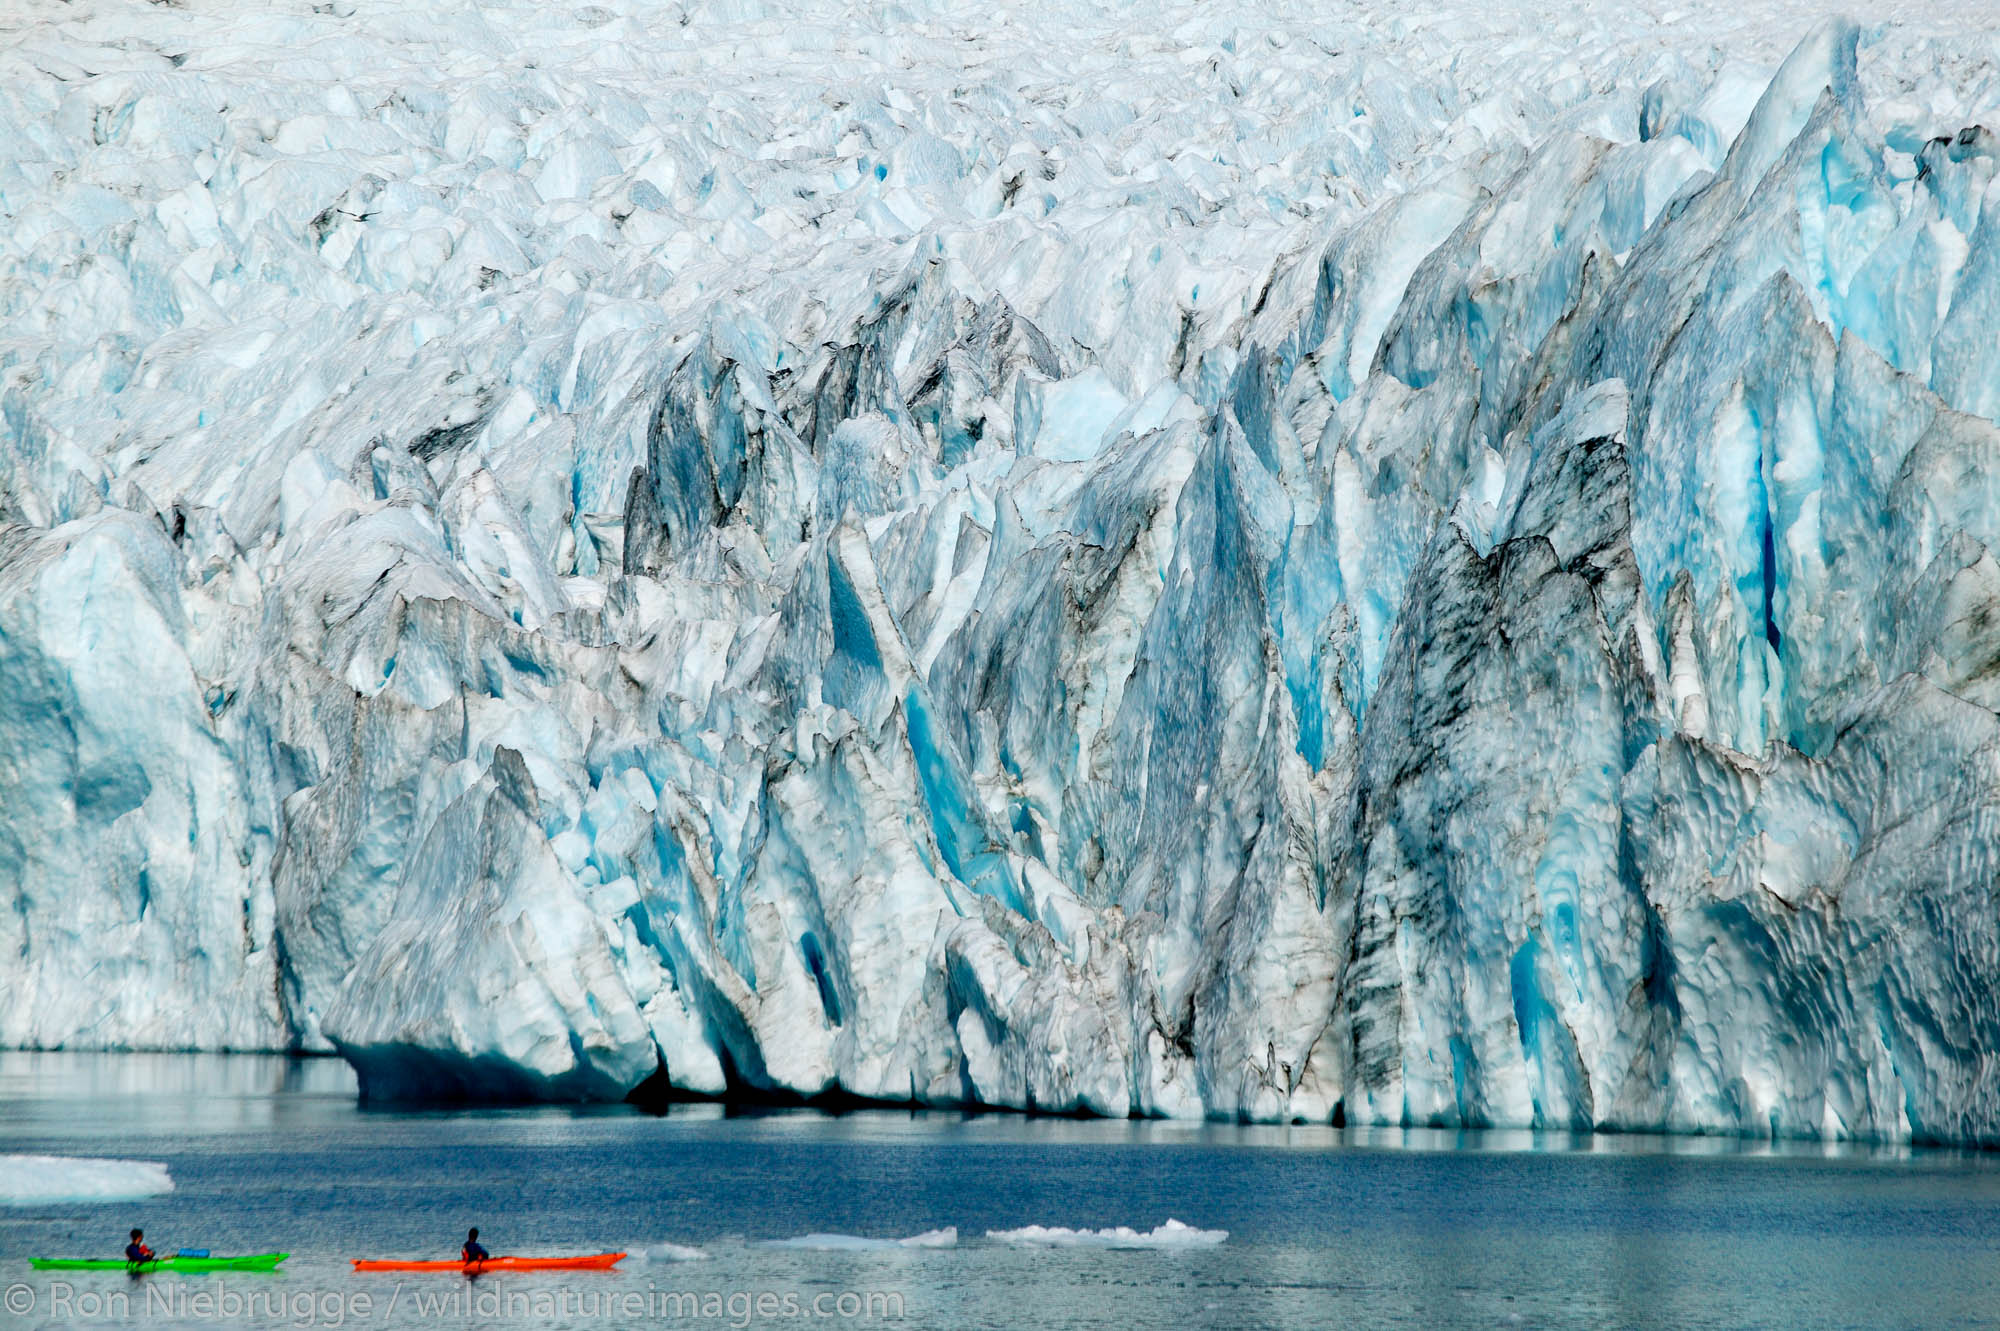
[[4, 0, 2000, 1145]]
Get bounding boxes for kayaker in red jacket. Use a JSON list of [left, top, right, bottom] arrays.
[[461, 1229, 489, 1264], [126, 1230, 154, 1264]]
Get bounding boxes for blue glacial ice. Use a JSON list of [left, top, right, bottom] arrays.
[[3, 0, 2000, 1142]]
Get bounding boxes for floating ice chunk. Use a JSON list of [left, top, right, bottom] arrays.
[[0, 1156, 174, 1205], [984, 1220, 1225, 1248], [761, 1229, 958, 1251]]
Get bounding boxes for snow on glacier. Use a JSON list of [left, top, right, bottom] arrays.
[[3, 0, 2000, 1142]]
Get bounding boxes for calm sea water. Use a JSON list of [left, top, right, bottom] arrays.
[[2, 1053, 1998, 1330]]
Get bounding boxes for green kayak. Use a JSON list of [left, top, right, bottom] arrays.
[[30, 1254, 287, 1273]]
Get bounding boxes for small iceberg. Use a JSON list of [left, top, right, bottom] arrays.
[[762, 1229, 958, 1251], [0, 1155, 175, 1205], [984, 1219, 1225, 1248]]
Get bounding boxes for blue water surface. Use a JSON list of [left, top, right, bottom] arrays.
[[2, 1053, 1998, 1330]]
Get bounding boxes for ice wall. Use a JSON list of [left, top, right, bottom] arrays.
[[3, 0, 2000, 1142]]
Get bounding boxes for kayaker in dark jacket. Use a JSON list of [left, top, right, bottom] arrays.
[[461, 1229, 489, 1263], [126, 1230, 155, 1264]]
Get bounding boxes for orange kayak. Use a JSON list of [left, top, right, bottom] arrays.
[[351, 1254, 625, 1273]]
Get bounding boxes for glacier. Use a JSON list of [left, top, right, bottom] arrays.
[[3, 0, 2000, 1143]]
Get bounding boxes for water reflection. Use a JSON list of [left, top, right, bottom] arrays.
[[0, 1052, 355, 1099], [0, 1053, 1977, 1165], [0, 1053, 356, 1138]]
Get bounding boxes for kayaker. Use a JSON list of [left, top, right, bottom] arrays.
[[125, 1230, 155, 1264], [461, 1229, 489, 1264]]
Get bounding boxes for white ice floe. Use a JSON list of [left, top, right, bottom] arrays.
[[0, 1155, 175, 1205], [985, 1220, 1226, 1249], [762, 1229, 958, 1251]]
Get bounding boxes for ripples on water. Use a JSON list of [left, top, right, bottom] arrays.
[[2, 1053, 1997, 1330]]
